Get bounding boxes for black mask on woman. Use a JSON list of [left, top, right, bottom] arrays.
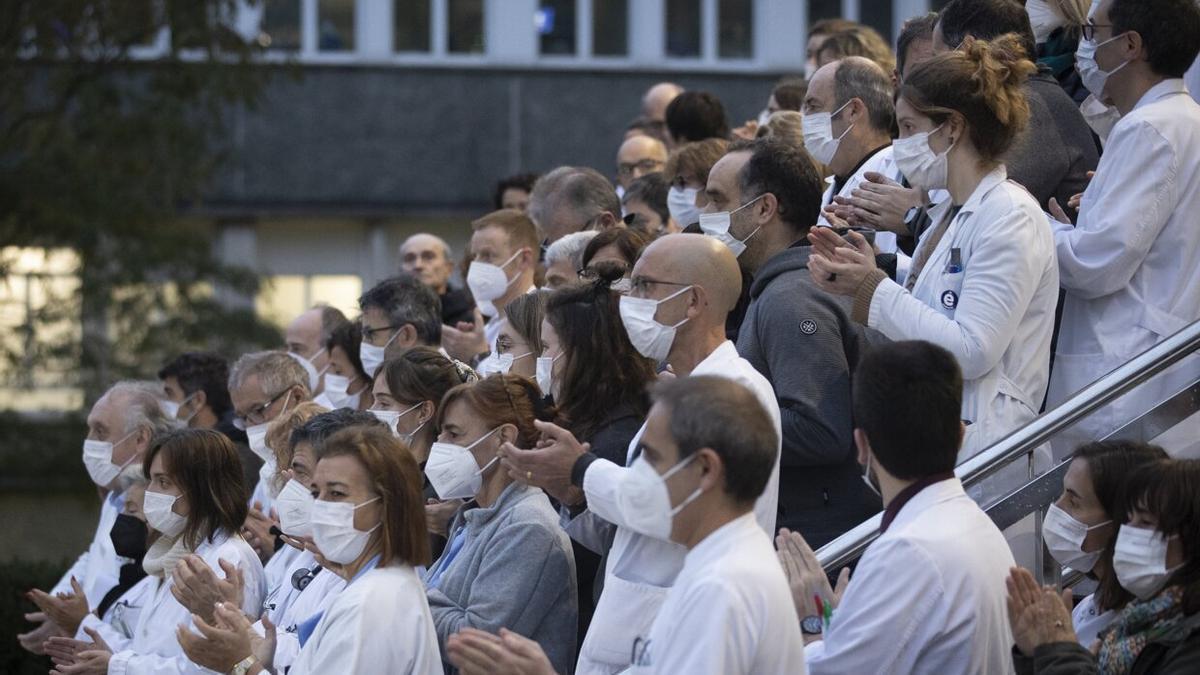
[[109, 513, 149, 561]]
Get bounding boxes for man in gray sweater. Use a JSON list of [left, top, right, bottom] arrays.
[[702, 137, 886, 546]]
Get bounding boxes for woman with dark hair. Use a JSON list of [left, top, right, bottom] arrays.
[[1010, 457, 1200, 673], [809, 34, 1060, 462], [579, 227, 650, 292], [1041, 441, 1170, 645], [422, 375, 577, 674], [315, 321, 373, 411], [45, 429, 265, 673], [174, 425, 442, 674], [479, 293, 544, 379]]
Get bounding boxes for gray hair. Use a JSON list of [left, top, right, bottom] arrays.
[[116, 465, 149, 492], [833, 57, 895, 133], [357, 274, 442, 346], [529, 166, 621, 232], [229, 351, 312, 399], [545, 230, 599, 272], [652, 375, 778, 505], [315, 304, 349, 345], [104, 380, 179, 438]]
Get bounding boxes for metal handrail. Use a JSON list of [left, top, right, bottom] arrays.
[[818, 320, 1200, 571]]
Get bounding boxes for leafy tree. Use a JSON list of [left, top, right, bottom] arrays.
[[0, 0, 284, 401]]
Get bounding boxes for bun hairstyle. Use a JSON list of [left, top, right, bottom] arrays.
[[899, 33, 1035, 162]]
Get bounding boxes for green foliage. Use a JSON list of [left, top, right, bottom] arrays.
[[0, 557, 71, 675], [0, 411, 89, 489], [0, 0, 285, 400]]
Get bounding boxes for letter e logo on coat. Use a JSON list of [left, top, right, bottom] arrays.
[[941, 290, 959, 310]]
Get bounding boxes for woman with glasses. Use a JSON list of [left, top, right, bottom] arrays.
[[422, 375, 577, 674], [578, 227, 650, 294]]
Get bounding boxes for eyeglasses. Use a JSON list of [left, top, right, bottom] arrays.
[[361, 323, 400, 343], [233, 389, 290, 430], [617, 159, 664, 177], [579, 261, 631, 282], [1080, 23, 1114, 41], [627, 276, 691, 297]]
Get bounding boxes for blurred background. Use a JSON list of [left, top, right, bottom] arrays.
[[0, 0, 946, 669]]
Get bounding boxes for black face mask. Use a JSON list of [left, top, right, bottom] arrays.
[[110, 513, 149, 561]]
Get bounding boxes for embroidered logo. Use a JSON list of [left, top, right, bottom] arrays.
[[941, 290, 959, 310], [800, 319, 818, 335]]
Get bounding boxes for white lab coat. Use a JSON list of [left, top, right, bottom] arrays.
[[805, 478, 1016, 674], [75, 574, 155, 649], [572, 341, 782, 674], [625, 513, 806, 674], [817, 145, 895, 230], [1072, 593, 1117, 649], [52, 491, 123, 605], [255, 547, 346, 671], [1049, 79, 1200, 441], [289, 565, 443, 674], [106, 531, 266, 675], [867, 166, 1059, 461]]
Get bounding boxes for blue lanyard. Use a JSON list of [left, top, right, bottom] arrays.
[[296, 555, 380, 648], [425, 527, 468, 590]]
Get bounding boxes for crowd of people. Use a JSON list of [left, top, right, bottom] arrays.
[[16, 0, 1200, 672]]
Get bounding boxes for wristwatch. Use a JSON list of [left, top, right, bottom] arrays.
[[801, 615, 824, 636], [229, 655, 257, 675]]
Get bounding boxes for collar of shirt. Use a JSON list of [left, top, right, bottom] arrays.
[[682, 511, 759, 571], [879, 471, 957, 533], [925, 164, 1007, 231], [691, 340, 741, 376], [833, 143, 892, 196], [1133, 78, 1189, 114]]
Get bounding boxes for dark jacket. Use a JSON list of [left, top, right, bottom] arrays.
[[441, 286, 476, 327], [1004, 68, 1100, 217], [1038, 28, 1090, 106], [216, 410, 258, 503], [736, 242, 885, 545], [1012, 613, 1200, 675]]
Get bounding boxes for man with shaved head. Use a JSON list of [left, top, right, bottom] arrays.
[[399, 232, 475, 326], [496, 233, 782, 674], [641, 81, 684, 123], [702, 137, 884, 546], [614, 135, 667, 196]]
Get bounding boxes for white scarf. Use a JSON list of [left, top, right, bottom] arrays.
[[142, 534, 190, 578]]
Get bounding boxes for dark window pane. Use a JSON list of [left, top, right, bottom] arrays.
[[718, 0, 752, 58], [448, 0, 485, 53], [860, 1, 893, 47], [808, 0, 841, 24], [593, 0, 628, 56], [169, 1, 209, 49], [318, 0, 354, 51], [538, 0, 576, 55], [395, 0, 430, 52], [260, 0, 301, 50], [665, 0, 700, 58]]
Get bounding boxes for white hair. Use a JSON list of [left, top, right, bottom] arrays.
[[545, 230, 599, 272], [229, 351, 311, 399], [103, 380, 178, 437]]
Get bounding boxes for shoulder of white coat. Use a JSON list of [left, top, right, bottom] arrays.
[[974, 181, 1054, 247]]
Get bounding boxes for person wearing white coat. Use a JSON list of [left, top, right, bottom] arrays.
[[1047, 0, 1200, 444], [788, 341, 1016, 675], [811, 35, 1059, 463]]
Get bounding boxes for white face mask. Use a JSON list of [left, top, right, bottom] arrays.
[[698, 194, 764, 258], [1076, 32, 1131, 100], [861, 453, 881, 498], [467, 250, 523, 304], [426, 428, 502, 500], [287, 351, 323, 392], [756, 108, 771, 127], [1080, 93, 1122, 145], [370, 401, 423, 439], [158, 393, 197, 424], [536, 353, 561, 397], [893, 123, 954, 190], [1042, 503, 1112, 573], [615, 455, 703, 540], [1113, 525, 1183, 600], [310, 496, 381, 565], [1027, 0, 1066, 44], [82, 430, 140, 488], [276, 479, 315, 537], [321, 374, 364, 410], [667, 186, 702, 227], [619, 285, 692, 363], [804, 59, 817, 80], [246, 420, 274, 464], [144, 489, 187, 538], [478, 351, 532, 377], [359, 329, 400, 379], [802, 100, 853, 165], [260, 457, 283, 499]]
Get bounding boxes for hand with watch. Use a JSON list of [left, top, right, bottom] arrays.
[[775, 528, 851, 644], [176, 602, 276, 675]]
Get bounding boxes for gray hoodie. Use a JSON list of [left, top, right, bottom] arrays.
[[424, 482, 578, 674], [737, 243, 886, 546]]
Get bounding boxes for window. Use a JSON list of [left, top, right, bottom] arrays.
[[538, 0, 576, 55], [256, 275, 362, 329], [448, 0, 485, 54], [0, 247, 82, 402], [259, 0, 301, 50], [592, 0, 628, 56], [808, 0, 842, 25], [860, 1, 894, 47], [394, 0, 431, 52], [318, 0, 355, 51], [664, 0, 701, 58], [718, 0, 752, 58]]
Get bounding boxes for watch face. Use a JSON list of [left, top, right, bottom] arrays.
[[801, 615, 824, 635]]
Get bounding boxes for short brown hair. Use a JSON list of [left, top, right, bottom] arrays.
[[809, 18, 858, 39], [437, 374, 555, 449], [471, 209, 540, 253], [143, 429, 248, 549], [900, 34, 1034, 163], [316, 426, 431, 567], [502, 292, 548, 356], [1124, 458, 1200, 614], [581, 227, 650, 271], [663, 138, 731, 188]]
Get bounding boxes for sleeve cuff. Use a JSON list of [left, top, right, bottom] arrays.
[[571, 452, 600, 487], [852, 269, 888, 324], [108, 650, 133, 675]]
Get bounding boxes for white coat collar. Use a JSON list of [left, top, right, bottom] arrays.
[[882, 477, 967, 533], [1133, 78, 1188, 113], [924, 165, 1008, 229], [683, 512, 759, 569], [692, 340, 740, 375]]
